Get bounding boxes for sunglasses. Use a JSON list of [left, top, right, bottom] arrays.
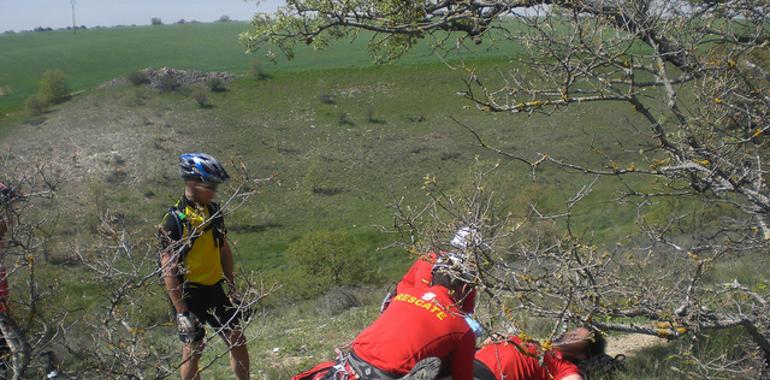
[[196, 182, 218, 192]]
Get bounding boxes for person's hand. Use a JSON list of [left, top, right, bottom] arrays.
[[379, 290, 395, 314]]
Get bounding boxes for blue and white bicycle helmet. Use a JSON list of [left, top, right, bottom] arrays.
[[178, 153, 230, 184]]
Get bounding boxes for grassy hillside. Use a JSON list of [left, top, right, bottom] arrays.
[[0, 21, 521, 116], [1, 21, 748, 379], [2, 59, 650, 281]]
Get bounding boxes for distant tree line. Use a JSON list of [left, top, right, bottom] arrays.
[[0, 17, 239, 35], [1, 25, 89, 34]]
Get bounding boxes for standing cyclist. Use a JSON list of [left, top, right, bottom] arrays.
[[158, 153, 249, 380]]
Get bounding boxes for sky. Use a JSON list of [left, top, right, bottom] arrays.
[[0, 0, 284, 32]]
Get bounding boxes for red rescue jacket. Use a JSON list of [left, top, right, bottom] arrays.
[[352, 285, 476, 379], [475, 336, 580, 380]]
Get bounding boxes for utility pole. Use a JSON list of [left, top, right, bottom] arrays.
[[70, 0, 77, 33]]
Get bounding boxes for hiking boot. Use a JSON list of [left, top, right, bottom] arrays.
[[403, 357, 441, 380]]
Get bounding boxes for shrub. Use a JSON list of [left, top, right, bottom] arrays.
[[156, 75, 180, 92], [37, 69, 69, 104], [319, 94, 336, 105], [407, 114, 426, 123], [218, 15, 231, 22], [126, 70, 149, 86], [25, 95, 47, 116], [338, 112, 355, 126], [150, 17, 163, 26], [249, 60, 271, 80], [286, 230, 374, 296], [366, 107, 385, 124], [191, 89, 210, 108], [206, 78, 227, 92], [176, 19, 186, 24]]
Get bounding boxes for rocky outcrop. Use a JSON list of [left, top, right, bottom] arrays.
[[101, 67, 234, 89], [144, 67, 233, 90]]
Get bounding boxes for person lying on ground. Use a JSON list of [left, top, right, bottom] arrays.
[[292, 253, 478, 380], [473, 327, 607, 380]]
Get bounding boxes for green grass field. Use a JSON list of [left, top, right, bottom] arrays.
[[0, 21, 523, 116]]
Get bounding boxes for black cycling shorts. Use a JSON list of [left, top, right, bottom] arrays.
[[181, 281, 244, 343]]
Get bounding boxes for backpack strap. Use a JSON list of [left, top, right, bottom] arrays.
[[167, 203, 222, 258], [206, 202, 225, 248], [166, 207, 194, 265]]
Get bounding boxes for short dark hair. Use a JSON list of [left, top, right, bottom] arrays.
[[431, 272, 458, 290], [431, 271, 473, 302], [586, 330, 607, 358]]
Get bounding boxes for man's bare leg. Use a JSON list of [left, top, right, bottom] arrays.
[[225, 329, 249, 380], [181, 340, 205, 380]]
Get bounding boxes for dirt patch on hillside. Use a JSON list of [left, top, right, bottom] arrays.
[[607, 333, 666, 357], [0, 81, 227, 239]]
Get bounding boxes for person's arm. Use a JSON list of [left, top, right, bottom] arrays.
[[549, 351, 584, 380], [396, 258, 421, 293], [220, 239, 235, 290], [158, 215, 187, 314], [397, 252, 437, 293], [450, 330, 477, 380], [160, 249, 187, 313]]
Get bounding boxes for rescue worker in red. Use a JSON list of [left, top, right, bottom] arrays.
[[292, 252, 478, 380], [384, 226, 481, 315], [473, 327, 607, 380]]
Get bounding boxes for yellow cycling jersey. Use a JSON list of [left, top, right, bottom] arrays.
[[160, 197, 225, 286]]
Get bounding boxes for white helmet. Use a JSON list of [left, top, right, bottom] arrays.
[[450, 225, 482, 251]]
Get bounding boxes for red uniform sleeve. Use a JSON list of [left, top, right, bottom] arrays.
[[396, 253, 437, 294], [396, 260, 420, 293], [547, 353, 581, 380], [450, 331, 476, 380]]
